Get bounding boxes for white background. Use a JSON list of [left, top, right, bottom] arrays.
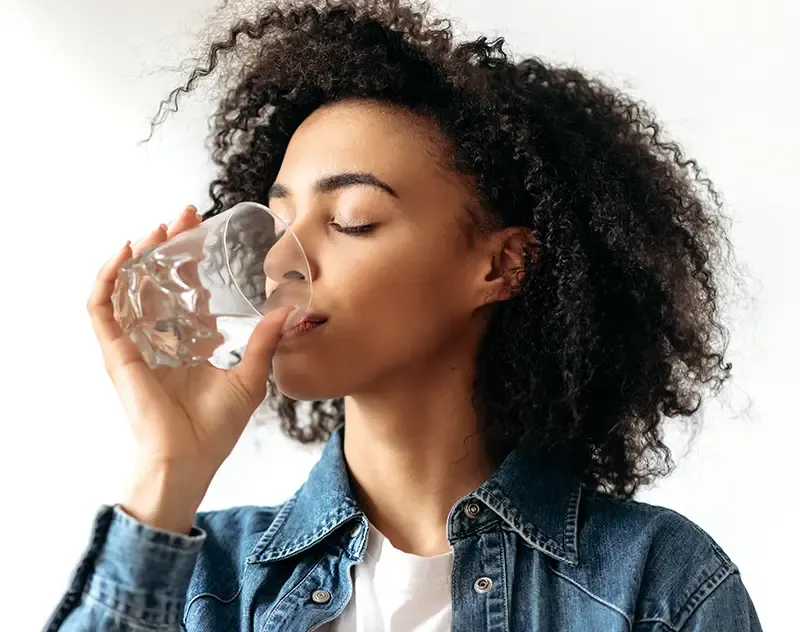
[[0, 1, 797, 629]]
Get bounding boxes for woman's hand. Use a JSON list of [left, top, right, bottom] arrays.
[[88, 205, 290, 532]]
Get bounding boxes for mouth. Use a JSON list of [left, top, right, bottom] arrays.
[[281, 313, 328, 340]]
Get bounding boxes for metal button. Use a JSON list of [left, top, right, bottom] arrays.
[[464, 502, 481, 518], [350, 522, 363, 537], [474, 577, 493, 593], [311, 589, 331, 604]]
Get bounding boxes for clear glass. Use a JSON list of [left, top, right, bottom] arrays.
[[112, 201, 312, 369]]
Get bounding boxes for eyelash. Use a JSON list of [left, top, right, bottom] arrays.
[[330, 222, 375, 235], [275, 222, 375, 237]]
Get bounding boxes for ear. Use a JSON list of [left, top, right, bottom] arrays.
[[478, 227, 536, 306]]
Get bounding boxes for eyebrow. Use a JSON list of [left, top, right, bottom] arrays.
[[267, 172, 399, 200]]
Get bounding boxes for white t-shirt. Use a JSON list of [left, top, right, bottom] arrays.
[[322, 523, 454, 631]]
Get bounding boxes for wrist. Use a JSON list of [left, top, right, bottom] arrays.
[[122, 459, 215, 535]]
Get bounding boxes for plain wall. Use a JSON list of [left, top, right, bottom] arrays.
[[0, 1, 797, 629]]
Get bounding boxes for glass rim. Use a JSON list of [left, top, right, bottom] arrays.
[[222, 201, 313, 317]]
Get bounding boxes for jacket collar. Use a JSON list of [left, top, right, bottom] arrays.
[[248, 424, 582, 566]]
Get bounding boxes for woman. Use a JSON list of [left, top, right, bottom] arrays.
[[46, 1, 762, 630]]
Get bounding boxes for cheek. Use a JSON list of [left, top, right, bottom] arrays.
[[333, 233, 475, 369], [345, 231, 467, 320], [272, 230, 475, 400]]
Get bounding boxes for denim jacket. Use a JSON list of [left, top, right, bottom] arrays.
[[46, 425, 762, 631]]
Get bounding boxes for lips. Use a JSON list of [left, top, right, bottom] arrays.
[[282, 313, 328, 339]]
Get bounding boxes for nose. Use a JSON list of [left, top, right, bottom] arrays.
[[262, 221, 314, 309]]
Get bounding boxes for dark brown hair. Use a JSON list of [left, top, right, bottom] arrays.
[[148, 0, 742, 499]]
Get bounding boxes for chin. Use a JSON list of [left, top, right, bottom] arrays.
[[271, 361, 344, 401]]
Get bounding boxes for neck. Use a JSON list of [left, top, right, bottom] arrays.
[[342, 346, 495, 557]]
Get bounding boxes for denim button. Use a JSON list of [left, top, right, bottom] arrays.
[[350, 522, 363, 537], [311, 589, 331, 604], [474, 577, 493, 593], [464, 502, 481, 518]]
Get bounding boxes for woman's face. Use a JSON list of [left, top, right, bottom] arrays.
[[268, 99, 499, 401]]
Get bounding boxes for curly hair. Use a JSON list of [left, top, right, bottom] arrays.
[[146, 0, 740, 499]]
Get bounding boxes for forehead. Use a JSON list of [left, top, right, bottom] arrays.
[[279, 99, 460, 194]]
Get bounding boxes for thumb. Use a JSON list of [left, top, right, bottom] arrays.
[[227, 306, 294, 402]]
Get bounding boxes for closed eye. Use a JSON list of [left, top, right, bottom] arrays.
[[331, 222, 375, 235]]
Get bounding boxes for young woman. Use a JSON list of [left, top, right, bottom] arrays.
[[46, 1, 762, 630]]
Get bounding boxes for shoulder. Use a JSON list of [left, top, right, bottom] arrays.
[[578, 489, 740, 627], [581, 488, 736, 570]]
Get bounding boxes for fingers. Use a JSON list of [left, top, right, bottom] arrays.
[[88, 240, 145, 373], [227, 306, 293, 402], [131, 224, 168, 259], [88, 241, 131, 321], [89, 205, 202, 376], [166, 205, 202, 240]]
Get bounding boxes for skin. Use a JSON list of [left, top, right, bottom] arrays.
[[266, 99, 528, 555], [92, 98, 528, 553]]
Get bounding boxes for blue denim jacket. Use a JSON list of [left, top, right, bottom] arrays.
[[46, 425, 762, 631]]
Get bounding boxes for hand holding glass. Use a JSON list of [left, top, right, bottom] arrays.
[[112, 202, 312, 368]]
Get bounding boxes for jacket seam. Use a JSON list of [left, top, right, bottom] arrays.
[[684, 519, 736, 570], [675, 564, 737, 631], [546, 563, 633, 632], [183, 567, 248, 625], [112, 506, 205, 550], [255, 504, 360, 561], [247, 492, 298, 560], [447, 516, 502, 543], [634, 564, 736, 631], [261, 554, 328, 630], [476, 486, 576, 565], [500, 531, 510, 632], [81, 591, 178, 631]]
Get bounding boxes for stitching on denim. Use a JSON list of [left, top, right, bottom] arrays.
[[114, 537, 204, 554], [682, 516, 736, 570], [669, 564, 736, 631], [260, 554, 328, 630], [81, 590, 178, 631], [183, 562, 249, 625], [633, 616, 679, 631], [247, 491, 299, 560], [546, 563, 633, 631], [256, 503, 360, 562], [564, 483, 581, 559], [447, 516, 502, 543], [112, 507, 205, 551], [476, 486, 578, 565], [87, 575, 185, 624], [634, 621, 677, 632], [88, 576, 175, 599], [500, 531, 510, 632], [635, 567, 735, 632], [304, 557, 360, 632], [343, 518, 368, 562]]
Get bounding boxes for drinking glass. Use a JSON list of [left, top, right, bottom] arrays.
[[112, 201, 312, 369]]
